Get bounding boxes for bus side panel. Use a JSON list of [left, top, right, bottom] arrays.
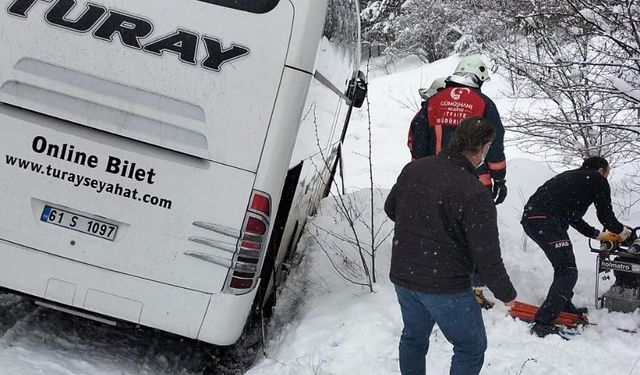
[[259, 0, 361, 301], [197, 68, 312, 344], [268, 84, 345, 291], [252, 68, 312, 209], [285, 0, 329, 71]]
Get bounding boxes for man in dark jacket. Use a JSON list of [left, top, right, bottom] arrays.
[[386, 117, 516, 375], [522, 156, 631, 337], [408, 56, 507, 309]]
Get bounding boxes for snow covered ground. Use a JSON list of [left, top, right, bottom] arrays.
[[246, 56, 640, 375], [2, 55, 640, 374], [0, 290, 262, 374]]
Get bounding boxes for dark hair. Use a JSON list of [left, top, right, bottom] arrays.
[[580, 156, 609, 171], [448, 117, 495, 153]]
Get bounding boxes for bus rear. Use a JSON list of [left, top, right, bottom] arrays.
[[0, 0, 321, 345]]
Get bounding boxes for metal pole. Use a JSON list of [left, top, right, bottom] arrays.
[[335, 95, 355, 196], [595, 255, 601, 310]]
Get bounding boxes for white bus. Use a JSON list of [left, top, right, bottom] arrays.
[[0, 0, 365, 345]]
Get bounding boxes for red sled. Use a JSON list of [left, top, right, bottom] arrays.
[[509, 301, 589, 328]]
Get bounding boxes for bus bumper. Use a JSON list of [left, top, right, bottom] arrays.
[[0, 238, 254, 345]]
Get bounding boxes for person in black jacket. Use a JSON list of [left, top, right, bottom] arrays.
[[522, 156, 631, 337], [407, 56, 507, 309], [385, 116, 516, 375]]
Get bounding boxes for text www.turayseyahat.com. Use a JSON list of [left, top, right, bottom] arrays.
[[5, 154, 172, 210]]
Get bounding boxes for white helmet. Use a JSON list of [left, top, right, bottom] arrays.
[[454, 55, 490, 83], [418, 77, 447, 100]]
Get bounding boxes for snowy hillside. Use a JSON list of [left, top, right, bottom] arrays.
[[246, 57, 640, 375]]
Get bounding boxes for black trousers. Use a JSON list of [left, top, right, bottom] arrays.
[[521, 211, 578, 324]]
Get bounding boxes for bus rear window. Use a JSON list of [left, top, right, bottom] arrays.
[[197, 0, 280, 13]]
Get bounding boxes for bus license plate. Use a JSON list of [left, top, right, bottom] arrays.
[[40, 206, 118, 241]]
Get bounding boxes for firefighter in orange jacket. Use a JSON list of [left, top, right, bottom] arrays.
[[408, 56, 507, 205]]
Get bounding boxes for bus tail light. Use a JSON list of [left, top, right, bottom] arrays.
[[224, 190, 272, 294], [245, 217, 266, 236], [250, 193, 271, 216]]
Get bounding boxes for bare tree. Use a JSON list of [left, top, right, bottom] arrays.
[[566, 0, 640, 107], [360, 0, 406, 44], [489, 0, 640, 166], [305, 75, 393, 291], [383, 0, 467, 63], [364, 0, 537, 64]]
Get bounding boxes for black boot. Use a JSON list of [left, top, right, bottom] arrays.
[[563, 302, 588, 316], [530, 322, 560, 338]]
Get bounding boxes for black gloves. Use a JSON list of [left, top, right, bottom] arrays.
[[492, 179, 507, 205]]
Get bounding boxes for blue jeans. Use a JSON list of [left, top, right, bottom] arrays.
[[395, 284, 487, 375]]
